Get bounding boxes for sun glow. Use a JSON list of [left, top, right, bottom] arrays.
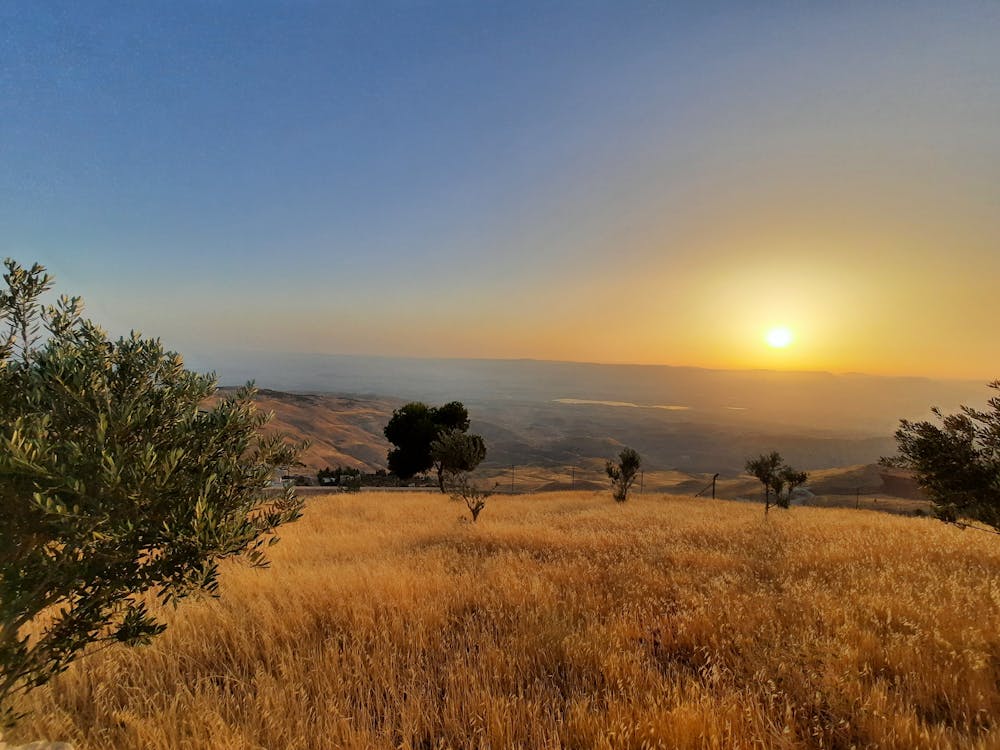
[[765, 327, 794, 348]]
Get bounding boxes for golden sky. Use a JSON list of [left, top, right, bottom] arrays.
[[6, 4, 998, 380]]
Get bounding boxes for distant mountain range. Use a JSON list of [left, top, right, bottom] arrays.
[[209, 353, 988, 476]]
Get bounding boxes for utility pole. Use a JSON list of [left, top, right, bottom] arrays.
[[712, 473, 719, 499], [571, 466, 575, 490], [640, 471, 644, 494], [511, 465, 515, 494], [856, 487, 860, 509]]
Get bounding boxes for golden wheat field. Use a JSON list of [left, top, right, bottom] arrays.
[[10, 491, 1000, 750]]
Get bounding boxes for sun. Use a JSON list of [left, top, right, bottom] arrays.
[[765, 326, 794, 348]]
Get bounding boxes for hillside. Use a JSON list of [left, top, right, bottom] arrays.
[[14, 492, 999, 749], [218, 388, 397, 471], [222, 389, 926, 512], [224, 387, 914, 477]]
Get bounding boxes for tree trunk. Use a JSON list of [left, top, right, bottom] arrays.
[[436, 463, 445, 493]]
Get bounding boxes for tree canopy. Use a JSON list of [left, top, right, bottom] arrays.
[[0, 259, 303, 723], [884, 382, 1000, 532], [745, 452, 807, 513], [384, 401, 484, 492], [384, 402, 440, 480], [606, 447, 642, 503], [431, 429, 487, 483]]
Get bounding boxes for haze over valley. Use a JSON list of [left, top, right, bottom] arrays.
[[212, 353, 987, 475]]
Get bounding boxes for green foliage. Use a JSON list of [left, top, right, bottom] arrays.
[[384, 401, 484, 492], [446, 473, 493, 522], [431, 429, 487, 486], [606, 447, 641, 503], [745, 452, 807, 513], [433, 401, 471, 433], [383, 402, 440, 480], [0, 259, 303, 724], [779, 467, 809, 508], [883, 382, 1000, 532]]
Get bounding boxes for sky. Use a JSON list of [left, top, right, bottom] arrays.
[[2, 1, 998, 379]]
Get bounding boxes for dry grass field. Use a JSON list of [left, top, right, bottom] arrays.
[[10, 492, 1000, 750]]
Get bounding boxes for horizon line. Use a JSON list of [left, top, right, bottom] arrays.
[[192, 348, 987, 385]]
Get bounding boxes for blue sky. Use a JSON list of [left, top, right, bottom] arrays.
[[2, 2, 998, 377]]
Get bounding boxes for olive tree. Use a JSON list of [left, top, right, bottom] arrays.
[[430, 429, 487, 487], [745, 452, 807, 514], [746, 452, 783, 514], [606, 447, 642, 503], [0, 260, 303, 723], [446, 473, 494, 522], [883, 381, 1000, 532], [779, 466, 809, 508]]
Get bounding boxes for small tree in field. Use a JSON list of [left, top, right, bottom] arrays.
[[746, 452, 783, 514], [447, 473, 494, 522], [606, 447, 642, 503], [0, 260, 303, 724], [770, 470, 787, 509], [745, 452, 807, 513], [779, 467, 809, 508], [883, 381, 1000, 532]]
